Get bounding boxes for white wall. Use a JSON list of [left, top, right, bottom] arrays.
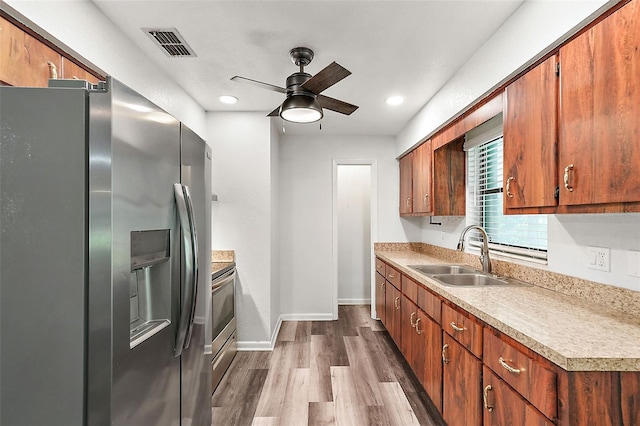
[[269, 122, 281, 334], [208, 112, 277, 345], [337, 165, 371, 304], [279, 135, 418, 318], [4, 0, 206, 138], [396, 0, 615, 156]]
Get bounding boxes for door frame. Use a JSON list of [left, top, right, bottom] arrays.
[[331, 160, 378, 320]]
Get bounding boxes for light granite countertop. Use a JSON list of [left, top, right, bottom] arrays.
[[376, 249, 640, 372]]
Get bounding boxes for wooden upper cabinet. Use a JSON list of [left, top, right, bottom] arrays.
[[412, 140, 433, 215], [503, 55, 559, 211], [61, 57, 101, 83], [0, 16, 61, 87], [432, 136, 466, 216], [559, 0, 640, 206], [399, 153, 413, 215]]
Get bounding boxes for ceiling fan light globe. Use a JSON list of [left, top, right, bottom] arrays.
[[280, 94, 323, 123]]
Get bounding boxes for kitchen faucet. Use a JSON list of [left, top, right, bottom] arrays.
[[457, 225, 492, 274]]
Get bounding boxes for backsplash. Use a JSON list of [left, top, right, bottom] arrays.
[[374, 242, 640, 317]]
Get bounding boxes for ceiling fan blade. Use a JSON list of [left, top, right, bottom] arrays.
[[318, 94, 359, 115], [231, 76, 286, 94], [301, 62, 351, 94], [267, 105, 281, 117]]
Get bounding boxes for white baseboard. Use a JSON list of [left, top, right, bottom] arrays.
[[338, 298, 371, 305], [280, 313, 333, 321]]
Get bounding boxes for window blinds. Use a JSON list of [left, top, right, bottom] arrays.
[[465, 117, 548, 263]]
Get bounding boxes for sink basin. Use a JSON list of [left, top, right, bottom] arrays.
[[431, 273, 532, 287], [409, 264, 477, 275]]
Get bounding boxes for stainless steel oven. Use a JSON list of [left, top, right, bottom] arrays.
[[210, 266, 236, 392]]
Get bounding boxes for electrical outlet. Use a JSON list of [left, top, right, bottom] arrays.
[[628, 251, 640, 278], [587, 246, 610, 272]]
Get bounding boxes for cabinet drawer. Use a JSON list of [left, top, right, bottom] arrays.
[[442, 303, 482, 358], [484, 329, 557, 420], [401, 275, 418, 304], [417, 285, 441, 325], [483, 367, 552, 425], [385, 264, 401, 289], [375, 257, 386, 277]]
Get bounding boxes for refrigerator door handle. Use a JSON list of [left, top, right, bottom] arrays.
[[173, 183, 197, 357], [182, 184, 199, 348]]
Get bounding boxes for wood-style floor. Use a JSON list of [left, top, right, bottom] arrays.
[[211, 305, 445, 426]]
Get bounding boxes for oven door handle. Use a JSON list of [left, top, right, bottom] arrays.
[[211, 270, 236, 292]]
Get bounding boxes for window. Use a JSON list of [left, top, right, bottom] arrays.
[[465, 114, 547, 263]]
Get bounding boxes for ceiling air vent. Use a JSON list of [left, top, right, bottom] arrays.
[[142, 28, 196, 58]]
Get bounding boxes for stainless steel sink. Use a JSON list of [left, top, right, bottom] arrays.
[[431, 273, 532, 287], [409, 264, 477, 275]]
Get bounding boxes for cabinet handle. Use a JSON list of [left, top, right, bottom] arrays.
[[483, 385, 494, 412], [47, 61, 58, 79], [442, 343, 449, 364], [410, 311, 417, 327], [563, 164, 574, 192], [424, 194, 429, 204], [380, 282, 385, 293], [450, 321, 466, 332], [506, 176, 515, 198], [406, 197, 411, 208], [387, 273, 395, 279], [498, 357, 521, 375], [415, 317, 422, 335], [394, 297, 400, 310]]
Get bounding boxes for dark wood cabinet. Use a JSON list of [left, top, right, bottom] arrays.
[[0, 16, 61, 87], [400, 294, 416, 359], [399, 153, 413, 215], [483, 366, 551, 426], [442, 334, 482, 426], [412, 140, 433, 215], [61, 57, 101, 83], [416, 309, 442, 413], [385, 281, 402, 347], [375, 270, 386, 324], [432, 136, 466, 216], [503, 55, 559, 212], [558, 0, 640, 207]]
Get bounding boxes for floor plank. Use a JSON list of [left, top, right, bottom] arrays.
[[212, 305, 444, 426]]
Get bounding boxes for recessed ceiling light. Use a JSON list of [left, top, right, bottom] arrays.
[[386, 96, 404, 106], [219, 95, 238, 104]]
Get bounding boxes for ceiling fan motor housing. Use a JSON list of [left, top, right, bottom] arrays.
[[286, 72, 314, 97]]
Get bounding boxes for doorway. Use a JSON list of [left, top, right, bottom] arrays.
[[332, 160, 378, 320]]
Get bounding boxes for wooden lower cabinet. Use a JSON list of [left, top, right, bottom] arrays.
[[483, 366, 551, 426], [416, 309, 442, 413], [375, 271, 386, 324], [400, 294, 416, 358], [442, 334, 482, 426], [385, 282, 402, 346]]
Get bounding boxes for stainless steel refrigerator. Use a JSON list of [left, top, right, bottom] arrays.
[[0, 77, 212, 426]]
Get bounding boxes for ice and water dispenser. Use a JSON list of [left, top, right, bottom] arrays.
[[129, 229, 172, 348]]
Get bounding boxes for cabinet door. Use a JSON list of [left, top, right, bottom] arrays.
[[400, 295, 416, 359], [61, 57, 101, 83], [504, 55, 559, 210], [385, 283, 402, 347], [432, 136, 466, 216], [442, 335, 482, 426], [416, 309, 442, 413], [0, 16, 62, 87], [412, 140, 432, 215], [399, 153, 413, 215], [559, 0, 640, 205], [483, 367, 551, 426], [375, 272, 386, 324]]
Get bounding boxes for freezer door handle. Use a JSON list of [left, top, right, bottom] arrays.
[[182, 184, 199, 349], [173, 183, 198, 357]]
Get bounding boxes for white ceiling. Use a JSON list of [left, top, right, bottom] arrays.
[[92, 0, 525, 136]]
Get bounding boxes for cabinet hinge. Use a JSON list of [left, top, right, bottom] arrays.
[[555, 62, 560, 77], [554, 186, 560, 199]]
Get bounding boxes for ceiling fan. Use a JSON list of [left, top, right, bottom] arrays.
[[231, 47, 358, 123]]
